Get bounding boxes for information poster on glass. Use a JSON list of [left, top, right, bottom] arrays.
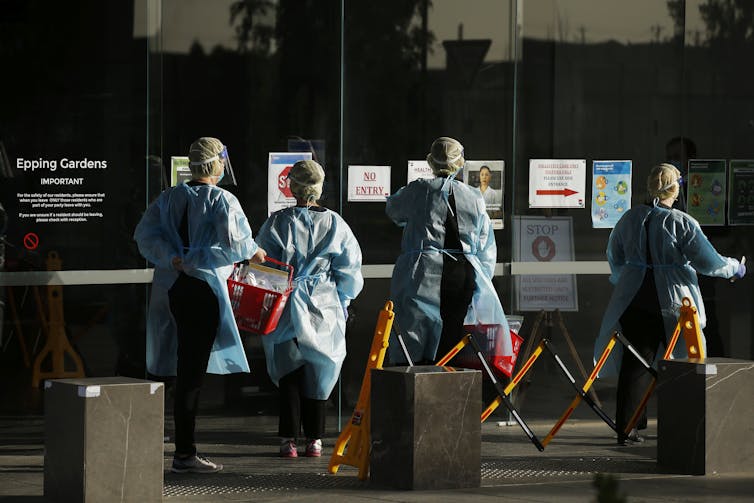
[[267, 152, 313, 216], [686, 159, 726, 226], [407, 160, 434, 184], [728, 160, 754, 226], [465, 160, 504, 229], [591, 160, 631, 229], [512, 216, 578, 312], [170, 156, 192, 186], [528, 159, 586, 208]]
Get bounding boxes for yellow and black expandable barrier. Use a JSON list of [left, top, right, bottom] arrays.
[[436, 332, 545, 451], [466, 332, 618, 449], [328, 300, 395, 480], [547, 296, 704, 444]]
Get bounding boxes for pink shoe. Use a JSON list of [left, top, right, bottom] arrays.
[[279, 439, 297, 458], [305, 438, 322, 457]]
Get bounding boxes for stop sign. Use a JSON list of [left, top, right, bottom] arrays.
[[278, 165, 293, 198]]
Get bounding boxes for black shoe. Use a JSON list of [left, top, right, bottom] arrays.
[[617, 428, 644, 446], [637, 416, 648, 431]]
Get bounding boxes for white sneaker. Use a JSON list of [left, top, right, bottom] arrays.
[[305, 438, 322, 457], [171, 453, 223, 473], [279, 439, 298, 458]]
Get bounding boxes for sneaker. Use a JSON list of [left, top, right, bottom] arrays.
[[617, 428, 645, 446], [171, 454, 223, 473], [280, 439, 298, 458], [305, 438, 322, 457]]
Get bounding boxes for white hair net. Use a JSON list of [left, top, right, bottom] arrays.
[[188, 137, 225, 178], [427, 136, 465, 176], [288, 160, 325, 201], [647, 163, 681, 200]]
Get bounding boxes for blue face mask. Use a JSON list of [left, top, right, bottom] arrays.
[[215, 170, 224, 184]]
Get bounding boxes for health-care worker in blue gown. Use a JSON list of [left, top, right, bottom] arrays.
[[386, 136, 511, 364], [255, 160, 363, 459], [134, 137, 266, 473], [593, 163, 745, 445]]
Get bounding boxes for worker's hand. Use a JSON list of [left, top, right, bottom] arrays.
[[171, 256, 184, 271], [249, 247, 267, 264], [734, 262, 746, 280]]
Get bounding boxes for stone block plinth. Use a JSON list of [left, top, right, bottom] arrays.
[[370, 365, 481, 490], [658, 358, 754, 475], [44, 377, 164, 502]]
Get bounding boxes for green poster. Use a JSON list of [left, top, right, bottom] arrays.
[[171, 156, 192, 186], [686, 159, 726, 226], [728, 160, 754, 226]]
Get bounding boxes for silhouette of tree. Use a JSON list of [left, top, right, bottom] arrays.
[[666, 0, 685, 42], [698, 0, 754, 47], [230, 0, 275, 54], [669, 0, 754, 48]]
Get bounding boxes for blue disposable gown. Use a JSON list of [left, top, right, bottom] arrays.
[[255, 206, 363, 400], [134, 182, 260, 376], [386, 177, 511, 363], [594, 203, 740, 377]]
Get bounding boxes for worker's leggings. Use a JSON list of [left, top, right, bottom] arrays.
[[169, 273, 219, 457]]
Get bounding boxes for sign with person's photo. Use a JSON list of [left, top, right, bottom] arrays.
[[464, 160, 504, 229]]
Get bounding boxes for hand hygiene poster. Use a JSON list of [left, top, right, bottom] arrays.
[[267, 152, 313, 216], [728, 159, 754, 225], [686, 159, 726, 226], [591, 160, 631, 229]]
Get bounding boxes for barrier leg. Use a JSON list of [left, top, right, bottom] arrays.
[[465, 334, 544, 451], [481, 339, 545, 422], [540, 337, 618, 447], [391, 320, 414, 366], [555, 310, 602, 407], [328, 301, 394, 480]]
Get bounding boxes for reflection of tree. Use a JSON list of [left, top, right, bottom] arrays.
[[230, 0, 275, 54], [668, 0, 754, 48], [343, 1, 434, 164], [666, 0, 685, 42], [228, 0, 434, 212], [698, 0, 754, 47]]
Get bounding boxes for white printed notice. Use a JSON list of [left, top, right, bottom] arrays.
[[528, 159, 586, 208], [347, 165, 391, 202], [407, 160, 434, 184], [513, 216, 578, 311], [267, 152, 313, 216], [14, 156, 108, 227]]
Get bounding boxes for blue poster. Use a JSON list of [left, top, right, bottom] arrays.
[[591, 160, 632, 229]]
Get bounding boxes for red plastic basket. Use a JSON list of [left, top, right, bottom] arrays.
[[227, 257, 294, 335]]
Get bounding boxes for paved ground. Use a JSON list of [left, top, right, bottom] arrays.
[[2, 389, 754, 502]]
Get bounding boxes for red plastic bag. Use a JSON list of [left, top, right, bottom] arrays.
[[451, 317, 524, 378]]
